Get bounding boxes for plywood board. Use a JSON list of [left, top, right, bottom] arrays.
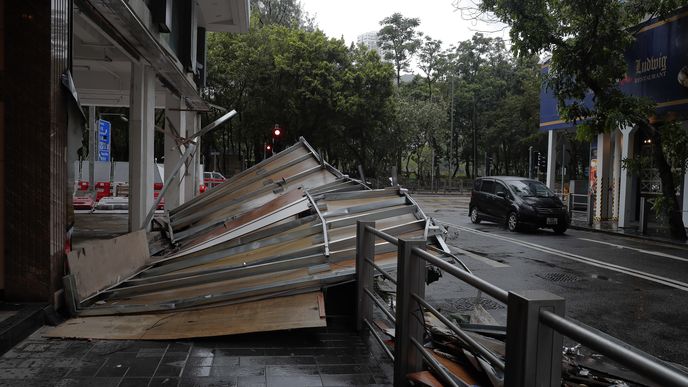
[[44, 292, 326, 340], [67, 230, 151, 302]]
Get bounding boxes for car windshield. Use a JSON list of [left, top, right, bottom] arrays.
[[508, 180, 556, 198]]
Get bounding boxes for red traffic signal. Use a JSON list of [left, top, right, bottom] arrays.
[[273, 124, 281, 137], [266, 144, 272, 151]]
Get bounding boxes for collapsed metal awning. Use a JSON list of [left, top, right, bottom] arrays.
[[51, 138, 455, 339]]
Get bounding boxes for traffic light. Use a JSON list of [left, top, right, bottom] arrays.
[[272, 124, 281, 138], [537, 152, 547, 172], [266, 144, 272, 151]]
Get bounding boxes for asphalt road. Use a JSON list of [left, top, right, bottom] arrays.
[[412, 194, 688, 368]]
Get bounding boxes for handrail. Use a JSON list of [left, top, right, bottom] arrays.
[[364, 318, 395, 361], [364, 225, 399, 245], [364, 288, 396, 323], [364, 257, 397, 284], [410, 337, 460, 387], [411, 246, 509, 304], [412, 293, 505, 371], [540, 310, 688, 387]]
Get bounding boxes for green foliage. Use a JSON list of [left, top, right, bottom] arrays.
[[442, 33, 542, 177], [378, 13, 422, 86], [205, 26, 396, 177]]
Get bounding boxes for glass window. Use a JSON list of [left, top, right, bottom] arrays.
[[481, 180, 494, 194], [473, 179, 482, 191], [495, 182, 509, 196], [508, 180, 556, 198]]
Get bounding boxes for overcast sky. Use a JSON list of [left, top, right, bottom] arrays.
[[299, 0, 508, 49]]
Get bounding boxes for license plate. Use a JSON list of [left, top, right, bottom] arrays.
[[547, 217, 558, 225]]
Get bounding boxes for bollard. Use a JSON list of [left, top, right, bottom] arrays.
[[639, 197, 646, 235], [356, 221, 376, 332], [587, 194, 593, 226], [393, 238, 427, 387], [505, 290, 565, 387]]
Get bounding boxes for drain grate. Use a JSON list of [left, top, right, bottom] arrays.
[[536, 272, 582, 283], [450, 297, 505, 311]]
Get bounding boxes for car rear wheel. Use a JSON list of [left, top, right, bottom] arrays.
[[553, 225, 567, 234], [470, 207, 481, 224], [507, 211, 519, 232]]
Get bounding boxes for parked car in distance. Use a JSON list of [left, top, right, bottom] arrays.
[[469, 176, 570, 234]]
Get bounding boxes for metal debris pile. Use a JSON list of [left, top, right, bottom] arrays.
[[53, 138, 451, 340]]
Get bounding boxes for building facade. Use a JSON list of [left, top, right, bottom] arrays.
[[540, 7, 688, 230], [1, 0, 249, 303]]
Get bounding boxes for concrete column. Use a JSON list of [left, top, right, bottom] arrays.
[[595, 132, 612, 221], [546, 130, 558, 189], [128, 63, 156, 231], [184, 113, 200, 200], [611, 130, 622, 220], [164, 94, 186, 210], [88, 106, 96, 195], [618, 126, 637, 227]]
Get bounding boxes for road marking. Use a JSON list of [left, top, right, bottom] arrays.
[[436, 220, 688, 292], [450, 246, 509, 268], [578, 238, 688, 263]]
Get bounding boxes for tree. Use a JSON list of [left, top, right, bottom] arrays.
[[417, 36, 446, 100], [378, 13, 422, 87], [250, 0, 314, 29], [478, 0, 687, 240]]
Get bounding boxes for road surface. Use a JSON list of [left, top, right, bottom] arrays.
[[413, 194, 688, 367]]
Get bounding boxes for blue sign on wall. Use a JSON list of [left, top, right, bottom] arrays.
[[540, 8, 688, 131], [97, 119, 111, 161]]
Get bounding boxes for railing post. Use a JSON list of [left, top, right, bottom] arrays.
[[356, 221, 375, 332], [394, 238, 427, 387], [639, 197, 646, 235], [568, 194, 573, 217], [505, 290, 565, 387]]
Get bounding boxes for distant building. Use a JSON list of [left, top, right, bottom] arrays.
[[357, 31, 385, 58]]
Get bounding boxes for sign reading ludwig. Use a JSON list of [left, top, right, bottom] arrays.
[[540, 7, 688, 131]]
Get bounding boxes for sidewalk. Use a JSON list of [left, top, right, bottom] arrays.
[[0, 316, 393, 387], [569, 219, 688, 248]]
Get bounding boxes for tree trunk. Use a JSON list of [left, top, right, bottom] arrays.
[[649, 126, 687, 241]]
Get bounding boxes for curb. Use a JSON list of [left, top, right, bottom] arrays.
[[569, 224, 688, 249]]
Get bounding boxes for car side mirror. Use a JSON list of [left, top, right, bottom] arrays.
[[496, 191, 507, 198]]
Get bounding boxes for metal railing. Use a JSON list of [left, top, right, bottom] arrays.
[[355, 220, 688, 387], [568, 193, 593, 226]]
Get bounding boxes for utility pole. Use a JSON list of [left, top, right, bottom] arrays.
[[561, 142, 566, 195], [472, 98, 477, 178], [449, 77, 455, 188], [431, 147, 435, 192], [528, 146, 533, 179]]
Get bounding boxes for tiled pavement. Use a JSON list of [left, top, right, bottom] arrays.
[[0, 318, 393, 387]]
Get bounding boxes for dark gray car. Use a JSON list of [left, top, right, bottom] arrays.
[[469, 176, 570, 234]]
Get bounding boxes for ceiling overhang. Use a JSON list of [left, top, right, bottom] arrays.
[[77, 0, 209, 111], [197, 0, 250, 33]]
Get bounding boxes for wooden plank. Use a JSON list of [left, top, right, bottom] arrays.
[[317, 292, 326, 318], [407, 371, 443, 387], [44, 292, 326, 340], [67, 230, 150, 302]]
